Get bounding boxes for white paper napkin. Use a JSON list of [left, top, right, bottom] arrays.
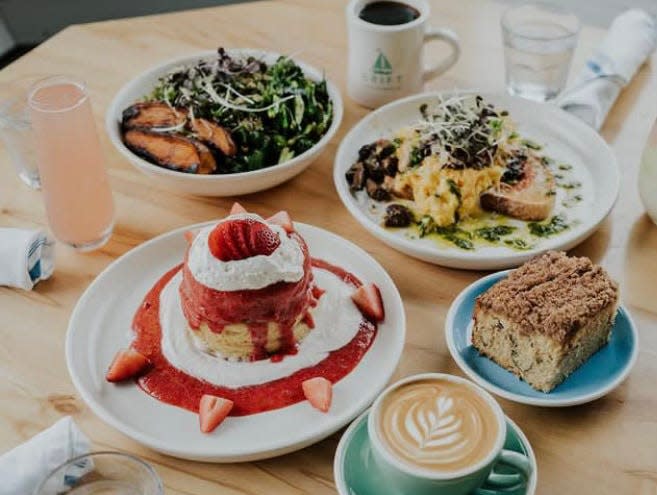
[[0, 227, 54, 290], [559, 9, 657, 129], [0, 417, 91, 495]]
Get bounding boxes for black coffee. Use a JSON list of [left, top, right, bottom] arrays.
[[359, 1, 421, 26]]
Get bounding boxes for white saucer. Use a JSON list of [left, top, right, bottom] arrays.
[[66, 222, 405, 462]]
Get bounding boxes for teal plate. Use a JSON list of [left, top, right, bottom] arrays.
[[334, 410, 537, 495], [445, 270, 639, 407]]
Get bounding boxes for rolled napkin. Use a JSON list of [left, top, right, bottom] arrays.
[[0, 417, 91, 495], [559, 9, 657, 129], [0, 227, 54, 290]]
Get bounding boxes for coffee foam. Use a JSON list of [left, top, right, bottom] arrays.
[[377, 378, 499, 473]]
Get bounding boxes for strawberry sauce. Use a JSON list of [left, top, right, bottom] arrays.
[[179, 231, 315, 360], [131, 260, 377, 416]]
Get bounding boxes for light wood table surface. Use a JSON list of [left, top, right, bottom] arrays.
[[1, 1, 657, 493]]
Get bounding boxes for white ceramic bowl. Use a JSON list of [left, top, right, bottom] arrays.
[[106, 49, 343, 197], [333, 91, 619, 270]]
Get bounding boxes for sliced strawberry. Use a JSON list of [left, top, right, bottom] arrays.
[[183, 230, 197, 246], [267, 211, 294, 233], [351, 283, 385, 322], [249, 222, 281, 255], [223, 222, 245, 260], [248, 221, 262, 256], [209, 219, 281, 261], [230, 202, 248, 215], [232, 220, 251, 259], [106, 349, 150, 383], [208, 221, 240, 260], [208, 223, 231, 260], [199, 394, 234, 433], [302, 377, 333, 412]]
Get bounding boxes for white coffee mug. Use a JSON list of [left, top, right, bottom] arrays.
[[347, 0, 460, 108]]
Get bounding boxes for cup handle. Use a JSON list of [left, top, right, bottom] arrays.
[[422, 26, 460, 82], [474, 449, 532, 494]]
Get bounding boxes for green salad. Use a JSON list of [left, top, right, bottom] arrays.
[[149, 48, 333, 173]]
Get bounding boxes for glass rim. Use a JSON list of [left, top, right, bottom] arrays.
[[34, 450, 164, 495], [501, 2, 580, 41], [27, 75, 88, 114]]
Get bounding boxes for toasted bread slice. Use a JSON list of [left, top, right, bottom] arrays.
[[481, 152, 555, 221]]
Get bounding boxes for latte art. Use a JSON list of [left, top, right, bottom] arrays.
[[378, 379, 499, 472]]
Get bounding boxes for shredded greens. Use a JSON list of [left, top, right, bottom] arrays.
[[149, 48, 333, 173], [418, 215, 475, 250], [528, 215, 570, 237], [475, 225, 516, 242]]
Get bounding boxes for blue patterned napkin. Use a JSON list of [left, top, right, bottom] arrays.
[[0, 227, 54, 289], [0, 417, 91, 495]]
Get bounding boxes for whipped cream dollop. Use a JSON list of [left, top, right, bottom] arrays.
[[186, 213, 304, 291]]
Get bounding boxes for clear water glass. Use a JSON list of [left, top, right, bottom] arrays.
[[0, 80, 41, 189], [34, 451, 164, 495], [502, 3, 579, 102]]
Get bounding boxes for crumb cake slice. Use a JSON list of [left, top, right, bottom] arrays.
[[472, 251, 619, 392]]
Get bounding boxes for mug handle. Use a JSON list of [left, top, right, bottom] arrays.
[[474, 450, 532, 494], [422, 26, 461, 82]]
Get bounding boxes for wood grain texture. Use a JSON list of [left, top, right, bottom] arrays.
[[1, 1, 656, 493]]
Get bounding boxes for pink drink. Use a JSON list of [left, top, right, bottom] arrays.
[[28, 77, 114, 251]]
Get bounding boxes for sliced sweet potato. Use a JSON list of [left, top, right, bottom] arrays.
[[189, 117, 237, 157], [123, 129, 216, 174], [122, 102, 187, 130]]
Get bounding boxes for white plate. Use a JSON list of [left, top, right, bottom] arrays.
[[106, 49, 343, 197], [66, 222, 405, 462], [333, 91, 620, 270]]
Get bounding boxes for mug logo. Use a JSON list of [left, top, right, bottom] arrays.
[[361, 50, 402, 90], [373, 53, 393, 75]]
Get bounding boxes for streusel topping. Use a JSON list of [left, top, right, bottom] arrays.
[[475, 251, 619, 342]]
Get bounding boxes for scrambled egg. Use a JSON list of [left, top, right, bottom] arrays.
[[394, 153, 503, 227]]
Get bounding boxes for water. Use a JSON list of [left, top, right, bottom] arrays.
[[65, 480, 141, 495], [0, 101, 41, 189], [503, 21, 577, 102]]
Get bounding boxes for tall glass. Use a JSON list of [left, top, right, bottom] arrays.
[[502, 3, 579, 102], [639, 117, 657, 226], [0, 79, 42, 189], [28, 76, 114, 251]]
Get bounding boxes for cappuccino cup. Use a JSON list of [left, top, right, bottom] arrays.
[[368, 373, 531, 495], [346, 0, 460, 108]]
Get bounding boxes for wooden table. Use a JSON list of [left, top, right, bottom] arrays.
[[1, 1, 656, 493]]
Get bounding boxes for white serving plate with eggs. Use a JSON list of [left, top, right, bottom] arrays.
[[66, 221, 405, 462], [333, 91, 620, 270], [106, 49, 343, 197]]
